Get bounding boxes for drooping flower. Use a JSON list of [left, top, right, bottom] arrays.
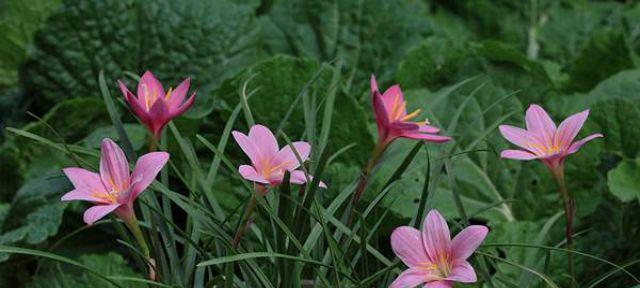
[[498, 104, 603, 170], [370, 75, 450, 146], [61, 138, 169, 225], [118, 71, 196, 139], [390, 210, 488, 288], [232, 124, 326, 191]]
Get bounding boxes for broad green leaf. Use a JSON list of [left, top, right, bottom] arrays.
[[0, 0, 62, 91], [607, 159, 640, 202], [0, 170, 69, 262], [22, 0, 260, 115], [28, 253, 145, 288]]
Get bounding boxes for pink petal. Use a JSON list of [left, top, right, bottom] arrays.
[[148, 98, 170, 138], [99, 139, 130, 193], [248, 125, 280, 160], [500, 150, 539, 160], [289, 170, 327, 188], [370, 74, 379, 94], [391, 122, 420, 131], [169, 91, 196, 117], [238, 165, 269, 184], [232, 131, 263, 170], [568, 133, 603, 154], [61, 189, 107, 203], [423, 281, 453, 288], [382, 84, 406, 118], [389, 267, 429, 288], [525, 104, 556, 144], [129, 152, 170, 202], [121, 85, 151, 123], [451, 225, 488, 261], [62, 167, 107, 195], [422, 210, 451, 264], [137, 71, 165, 110], [554, 109, 589, 149], [499, 125, 534, 150], [401, 132, 451, 143], [272, 141, 311, 171], [372, 90, 390, 140], [167, 77, 190, 108], [446, 261, 477, 283], [390, 226, 430, 267], [83, 204, 121, 225], [419, 124, 440, 134]]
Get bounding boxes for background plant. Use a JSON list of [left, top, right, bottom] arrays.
[[1, 0, 640, 287]]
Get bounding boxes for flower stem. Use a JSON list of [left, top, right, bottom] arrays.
[[551, 166, 575, 285], [232, 191, 259, 249], [148, 135, 157, 152], [121, 210, 156, 280], [348, 142, 387, 226]]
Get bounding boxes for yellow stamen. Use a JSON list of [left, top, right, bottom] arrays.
[[401, 108, 422, 121], [165, 87, 173, 100]]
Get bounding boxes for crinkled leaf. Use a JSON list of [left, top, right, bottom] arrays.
[[607, 159, 640, 202], [23, 0, 261, 116], [0, 170, 69, 262], [27, 253, 145, 288]]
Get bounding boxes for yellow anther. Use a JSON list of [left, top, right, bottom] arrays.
[[402, 109, 422, 121]]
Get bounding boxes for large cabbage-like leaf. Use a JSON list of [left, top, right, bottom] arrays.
[[22, 0, 261, 114]]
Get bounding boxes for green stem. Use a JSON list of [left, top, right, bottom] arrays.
[[123, 212, 150, 259], [232, 192, 259, 249], [148, 135, 157, 152], [551, 166, 576, 286]]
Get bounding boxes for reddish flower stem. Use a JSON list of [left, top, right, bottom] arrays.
[[232, 186, 262, 248], [551, 165, 576, 285], [348, 141, 388, 226]]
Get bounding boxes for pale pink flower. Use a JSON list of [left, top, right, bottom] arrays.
[[232, 124, 326, 191], [499, 104, 603, 170], [118, 71, 196, 139], [390, 210, 488, 288], [370, 75, 450, 146], [61, 138, 169, 225]]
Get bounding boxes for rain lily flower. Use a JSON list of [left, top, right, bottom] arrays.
[[349, 75, 450, 213], [118, 71, 196, 139], [390, 210, 488, 288], [370, 74, 450, 147], [499, 104, 603, 279], [61, 138, 169, 225], [498, 104, 603, 171], [232, 124, 326, 192]]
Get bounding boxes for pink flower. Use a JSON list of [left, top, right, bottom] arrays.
[[499, 104, 603, 170], [118, 71, 196, 139], [232, 124, 326, 191], [61, 138, 169, 225], [370, 75, 450, 146], [390, 210, 488, 288]]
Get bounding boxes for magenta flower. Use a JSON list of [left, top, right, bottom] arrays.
[[390, 210, 488, 288], [499, 104, 603, 170], [232, 124, 326, 191], [118, 71, 196, 139], [370, 75, 450, 146], [61, 138, 169, 225]]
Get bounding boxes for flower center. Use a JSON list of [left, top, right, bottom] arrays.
[[388, 93, 422, 123]]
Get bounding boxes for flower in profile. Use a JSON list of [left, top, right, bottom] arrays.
[[118, 71, 196, 139], [390, 210, 488, 288], [370, 74, 450, 147], [232, 124, 326, 192], [61, 138, 169, 225], [498, 104, 603, 171]]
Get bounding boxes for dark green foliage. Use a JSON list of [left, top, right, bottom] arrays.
[[2, 0, 640, 287]]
